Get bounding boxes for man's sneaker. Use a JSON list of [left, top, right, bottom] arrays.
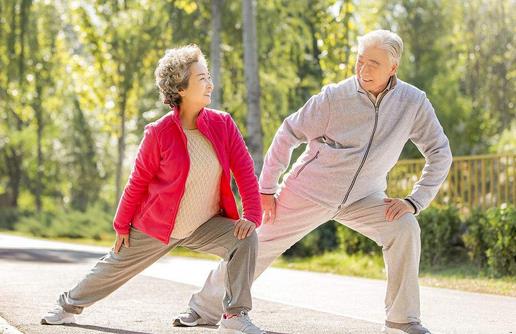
[[381, 320, 431, 334], [173, 308, 212, 327], [41, 305, 76, 325], [218, 311, 265, 334]]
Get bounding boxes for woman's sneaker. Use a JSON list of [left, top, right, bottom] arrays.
[[218, 311, 265, 334], [173, 308, 212, 327], [41, 305, 76, 325]]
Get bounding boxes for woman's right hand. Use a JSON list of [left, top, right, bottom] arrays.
[[261, 194, 276, 224], [114, 232, 130, 255]]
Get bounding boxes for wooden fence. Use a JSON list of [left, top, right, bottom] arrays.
[[387, 153, 515, 209]]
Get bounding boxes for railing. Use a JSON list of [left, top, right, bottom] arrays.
[[387, 153, 515, 210]]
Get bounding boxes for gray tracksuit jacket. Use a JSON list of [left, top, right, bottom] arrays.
[[259, 75, 453, 214]]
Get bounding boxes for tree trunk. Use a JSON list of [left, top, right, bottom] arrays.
[[115, 88, 128, 207], [34, 81, 43, 212], [210, 0, 223, 108], [242, 0, 263, 175], [3, 148, 22, 208]]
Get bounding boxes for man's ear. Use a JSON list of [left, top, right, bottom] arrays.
[[390, 63, 399, 76]]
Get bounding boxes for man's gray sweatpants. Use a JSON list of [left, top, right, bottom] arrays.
[[189, 187, 421, 324], [58, 215, 258, 317]]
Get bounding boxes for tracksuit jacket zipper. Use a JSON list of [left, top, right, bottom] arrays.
[[337, 91, 390, 210], [296, 151, 320, 177]]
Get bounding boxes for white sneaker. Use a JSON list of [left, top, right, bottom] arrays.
[[173, 308, 213, 327], [218, 311, 265, 334], [41, 305, 76, 325]]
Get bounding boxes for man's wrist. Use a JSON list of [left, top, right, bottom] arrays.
[[404, 198, 418, 214]]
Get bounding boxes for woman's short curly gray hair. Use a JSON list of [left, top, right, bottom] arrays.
[[155, 44, 207, 107]]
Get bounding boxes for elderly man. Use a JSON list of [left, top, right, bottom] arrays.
[[175, 30, 452, 334]]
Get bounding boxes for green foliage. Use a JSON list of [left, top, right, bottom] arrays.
[[0, 207, 31, 230], [418, 206, 464, 267], [283, 221, 340, 258], [464, 205, 516, 277], [15, 204, 113, 241], [462, 209, 490, 267], [337, 224, 380, 256]]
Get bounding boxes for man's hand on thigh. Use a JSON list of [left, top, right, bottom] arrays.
[[261, 194, 276, 224], [384, 198, 415, 222]]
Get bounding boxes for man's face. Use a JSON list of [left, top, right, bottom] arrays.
[[355, 46, 398, 95]]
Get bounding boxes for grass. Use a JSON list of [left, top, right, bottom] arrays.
[[274, 251, 516, 297], [2, 229, 515, 297]]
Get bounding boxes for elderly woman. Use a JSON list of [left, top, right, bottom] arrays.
[[41, 45, 265, 334]]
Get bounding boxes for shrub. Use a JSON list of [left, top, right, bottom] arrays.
[[463, 209, 489, 267], [0, 207, 22, 230], [464, 205, 516, 277], [418, 205, 464, 267], [336, 224, 380, 256], [16, 204, 113, 240], [283, 220, 340, 258]]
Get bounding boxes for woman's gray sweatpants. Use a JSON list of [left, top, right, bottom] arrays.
[[189, 187, 422, 324], [58, 215, 258, 316]]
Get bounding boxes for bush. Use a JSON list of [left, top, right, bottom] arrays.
[[336, 224, 380, 256], [418, 205, 464, 267], [0, 207, 21, 230], [284, 221, 340, 258], [16, 204, 114, 240], [462, 209, 489, 267], [464, 205, 516, 277]]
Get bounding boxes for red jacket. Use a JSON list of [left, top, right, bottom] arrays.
[[113, 106, 262, 244]]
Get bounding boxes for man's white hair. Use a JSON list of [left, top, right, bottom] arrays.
[[357, 30, 404, 65]]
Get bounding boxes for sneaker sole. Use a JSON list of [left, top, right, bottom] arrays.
[[40, 317, 76, 325], [217, 329, 244, 334], [173, 317, 213, 327], [218, 327, 265, 334], [172, 318, 198, 327], [381, 326, 430, 334]]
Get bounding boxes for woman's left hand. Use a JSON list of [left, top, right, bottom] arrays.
[[234, 219, 256, 240]]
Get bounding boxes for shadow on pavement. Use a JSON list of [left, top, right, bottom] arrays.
[[0, 248, 106, 263], [63, 323, 154, 334], [63, 323, 289, 333]]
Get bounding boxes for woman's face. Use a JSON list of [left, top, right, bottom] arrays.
[[179, 61, 213, 108]]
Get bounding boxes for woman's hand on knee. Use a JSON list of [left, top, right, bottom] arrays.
[[233, 219, 256, 240], [114, 232, 130, 254]]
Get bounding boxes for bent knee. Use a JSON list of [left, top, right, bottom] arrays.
[[237, 230, 258, 249], [398, 214, 420, 237]]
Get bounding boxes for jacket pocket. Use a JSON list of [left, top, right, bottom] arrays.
[[139, 194, 160, 219], [295, 150, 320, 178]]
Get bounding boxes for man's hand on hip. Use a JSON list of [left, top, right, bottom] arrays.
[[261, 194, 276, 224], [384, 198, 415, 222]]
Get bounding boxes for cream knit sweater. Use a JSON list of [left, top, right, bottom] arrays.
[[171, 129, 222, 239]]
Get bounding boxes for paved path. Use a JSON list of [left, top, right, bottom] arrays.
[[1, 233, 515, 334]]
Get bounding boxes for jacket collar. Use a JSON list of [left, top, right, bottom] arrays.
[[169, 105, 208, 127], [354, 75, 398, 95]]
